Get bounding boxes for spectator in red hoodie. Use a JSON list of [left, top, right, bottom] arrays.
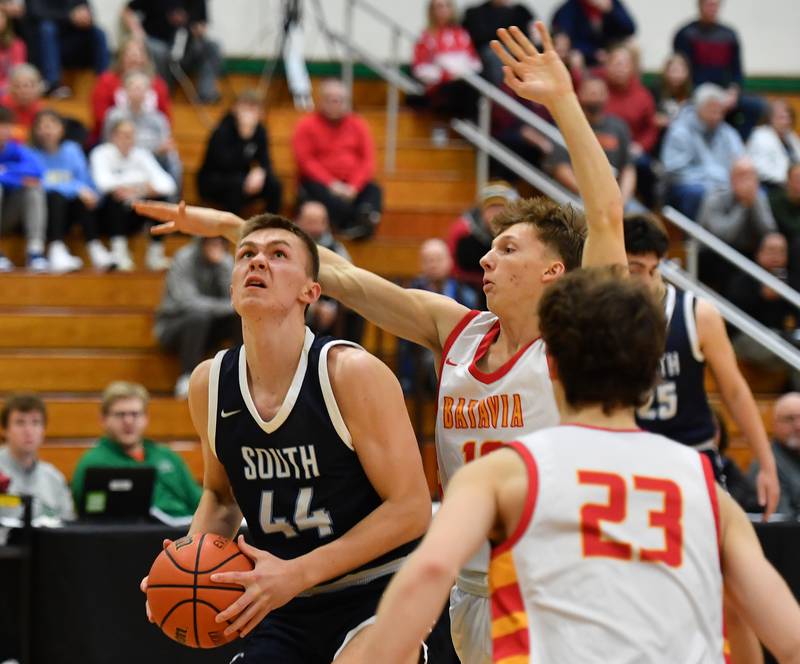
[[1, 63, 43, 136], [412, 0, 481, 120], [292, 79, 382, 240], [90, 35, 171, 144], [600, 44, 659, 206]]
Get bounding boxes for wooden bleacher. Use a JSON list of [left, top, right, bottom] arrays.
[[0, 70, 785, 486]]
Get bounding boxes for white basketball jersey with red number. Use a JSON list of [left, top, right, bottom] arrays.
[[489, 425, 725, 664], [436, 311, 559, 585]]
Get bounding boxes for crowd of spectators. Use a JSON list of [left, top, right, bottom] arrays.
[[0, 0, 799, 532]]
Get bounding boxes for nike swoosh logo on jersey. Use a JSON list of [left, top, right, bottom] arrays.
[[445, 358, 458, 366], [221, 409, 242, 418]]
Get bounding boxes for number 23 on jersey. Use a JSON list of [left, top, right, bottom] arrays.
[[577, 470, 683, 567]]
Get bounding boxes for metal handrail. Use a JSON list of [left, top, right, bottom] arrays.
[[663, 206, 800, 311], [315, 26, 423, 96], [458, 70, 567, 148], [660, 261, 800, 372], [451, 119, 800, 371]]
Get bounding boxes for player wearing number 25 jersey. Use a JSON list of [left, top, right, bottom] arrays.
[[360, 268, 800, 664]]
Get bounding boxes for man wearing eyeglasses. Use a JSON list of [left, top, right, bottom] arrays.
[[71, 380, 202, 517], [750, 392, 800, 519]]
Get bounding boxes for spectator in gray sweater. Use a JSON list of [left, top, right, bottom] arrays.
[[697, 156, 777, 289], [154, 236, 240, 397], [661, 83, 744, 219]]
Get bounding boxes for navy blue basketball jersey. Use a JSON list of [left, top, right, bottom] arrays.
[[208, 328, 416, 587], [636, 284, 716, 447]]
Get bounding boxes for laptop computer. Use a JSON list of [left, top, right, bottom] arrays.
[[79, 466, 156, 522]]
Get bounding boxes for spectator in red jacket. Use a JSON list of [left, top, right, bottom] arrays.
[[90, 35, 171, 144], [292, 79, 382, 240], [600, 44, 659, 206], [0, 9, 26, 97], [412, 0, 481, 120]]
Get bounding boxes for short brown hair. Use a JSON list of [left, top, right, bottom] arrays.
[[239, 213, 320, 280], [101, 381, 149, 416], [539, 266, 665, 414], [235, 89, 264, 107], [1, 394, 46, 428], [492, 197, 585, 271]]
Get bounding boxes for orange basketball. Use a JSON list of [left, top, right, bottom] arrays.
[[146, 533, 254, 648]]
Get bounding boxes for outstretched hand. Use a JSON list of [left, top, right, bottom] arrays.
[[135, 200, 243, 243], [491, 22, 575, 109]]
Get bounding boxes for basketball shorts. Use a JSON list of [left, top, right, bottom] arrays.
[[230, 577, 428, 663], [449, 585, 492, 664]]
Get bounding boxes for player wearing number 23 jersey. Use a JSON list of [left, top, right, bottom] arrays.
[[488, 425, 723, 663]]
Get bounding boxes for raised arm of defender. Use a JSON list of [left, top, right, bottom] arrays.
[[491, 23, 626, 269]]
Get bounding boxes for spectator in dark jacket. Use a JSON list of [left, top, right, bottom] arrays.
[[770, 164, 800, 245], [155, 236, 239, 397], [672, 0, 765, 139], [123, 0, 221, 103], [551, 0, 635, 67], [462, 0, 535, 85], [728, 232, 799, 388], [198, 90, 282, 216], [27, 0, 109, 97], [398, 238, 478, 394]]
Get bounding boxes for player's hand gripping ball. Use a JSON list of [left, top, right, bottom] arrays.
[[146, 533, 254, 648]]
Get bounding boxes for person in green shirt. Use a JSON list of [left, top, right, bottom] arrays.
[[768, 162, 800, 240], [71, 381, 202, 517]]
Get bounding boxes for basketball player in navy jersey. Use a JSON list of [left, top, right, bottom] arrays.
[[357, 268, 800, 664], [623, 214, 779, 518], [143, 214, 431, 663], [624, 214, 779, 664], [136, 22, 626, 663]]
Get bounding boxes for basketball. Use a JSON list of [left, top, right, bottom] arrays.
[[146, 533, 254, 648]]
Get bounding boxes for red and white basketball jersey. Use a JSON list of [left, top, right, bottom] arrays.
[[490, 425, 725, 664], [436, 311, 559, 584]]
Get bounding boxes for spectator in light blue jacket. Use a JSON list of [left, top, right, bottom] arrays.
[[661, 83, 744, 220], [0, 104, 48, 272], [31, 109, 114, 271]]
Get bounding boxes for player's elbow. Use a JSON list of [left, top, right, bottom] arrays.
[[414, 553, 459, 588], [394, 491, 432, 542]]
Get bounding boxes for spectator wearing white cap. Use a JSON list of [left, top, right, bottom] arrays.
[[446, 180, 518, 298]]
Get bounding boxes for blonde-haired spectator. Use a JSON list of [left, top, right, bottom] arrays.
[[71, 380, 201, 517], [1, 63, 44, 135]]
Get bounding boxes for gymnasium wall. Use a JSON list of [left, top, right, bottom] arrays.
[[93, 0, 799, 76]]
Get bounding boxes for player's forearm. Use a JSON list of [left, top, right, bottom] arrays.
[[723, 384, 776, 470], [188, 488, 242, 539], [363, 553, 458, 663], [318, 245, 445, 351], [548, 93, 623, 229], [292, 495, 430, 592], [196, 207, 243, 244]]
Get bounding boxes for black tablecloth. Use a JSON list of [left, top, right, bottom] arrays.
[[0, 520, 798, 664], [29, 523, 242, 664]]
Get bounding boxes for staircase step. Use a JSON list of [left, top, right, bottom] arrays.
[[0, 351, 180, 393], [0, 310, 157, 349]]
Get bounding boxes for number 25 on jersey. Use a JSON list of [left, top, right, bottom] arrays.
[[578, 471, 683, 567]]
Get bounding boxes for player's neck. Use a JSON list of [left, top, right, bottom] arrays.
[[560, 404, 639, 431], [242, 316, 307, 396], [8, 447, 36, 470], [494, 308, 541, 357]]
